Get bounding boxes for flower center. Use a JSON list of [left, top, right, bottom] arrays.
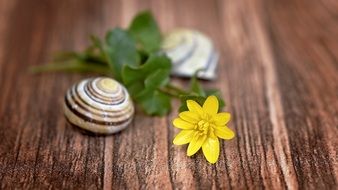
[[194, 115, 217, 138], [196, 120, 210, 135]]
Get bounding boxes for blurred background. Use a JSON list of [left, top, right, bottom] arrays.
[[0, 0, 337, 189]]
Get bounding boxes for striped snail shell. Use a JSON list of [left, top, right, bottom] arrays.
[[64, 77, 134, 134], [161, 29, 219, 80]]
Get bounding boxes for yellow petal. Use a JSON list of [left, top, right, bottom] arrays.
[[214, 112, 231, 125], [187, 100, 204, 115], [173, 130, 195, 145], [214, 126, 235, 140], [179, 111, 199, 123], [187, 133, 206, 156], [173, 118, 194, 129], [202, 137, 220, 164], [202, 96, 219, 115]]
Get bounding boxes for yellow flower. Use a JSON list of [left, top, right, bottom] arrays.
[[172, 95, 235, 164]]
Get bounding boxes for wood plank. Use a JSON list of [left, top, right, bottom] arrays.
[[263, 0, 338, 188], [0, 0, 337, 189]]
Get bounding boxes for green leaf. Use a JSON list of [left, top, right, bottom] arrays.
[[125, 82, 144, 98], [122, 53, 171, 86], [145, 69, 170, 87], [137, 70, 172, 115], [104, 28, 140, 81], [128, 11, 161, 53], [122, 54, 172, 116], [139, 90, 171, 116], [136, 69, 171, 101]]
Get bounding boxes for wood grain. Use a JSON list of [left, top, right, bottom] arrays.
[[0, 0, 337, 189]]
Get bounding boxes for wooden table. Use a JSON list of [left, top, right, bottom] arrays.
[[0, 0, 337, 189]]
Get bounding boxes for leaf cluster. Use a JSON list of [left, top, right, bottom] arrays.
[[31, 11, 225, 116]]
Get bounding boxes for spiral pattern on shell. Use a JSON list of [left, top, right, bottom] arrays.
[[64, 77, 134, 134], [161, 29, 219, 80]]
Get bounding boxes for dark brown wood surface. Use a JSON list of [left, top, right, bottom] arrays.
[[0, 0, 337, 189]]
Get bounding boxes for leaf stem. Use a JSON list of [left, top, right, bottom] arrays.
[[30, 61, 112, 76], [165, 83, 189, 95], [159, 87, 181, 98], [158, 83, 193, 99]]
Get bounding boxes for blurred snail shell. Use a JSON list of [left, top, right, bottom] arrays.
[[161, 29, 219, 80], [64, 77, 134, 134]]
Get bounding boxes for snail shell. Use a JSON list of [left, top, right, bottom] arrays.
[[161, 29, 219, 80], [63, 77, 134, 134]]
